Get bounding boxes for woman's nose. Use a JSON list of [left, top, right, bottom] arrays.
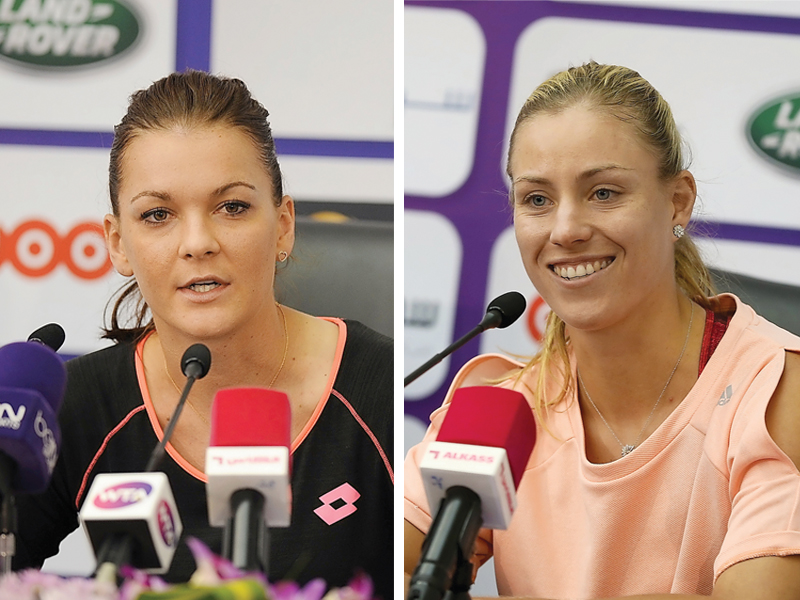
[[549, 200, 592, 247], [178, 215, 221, 258]]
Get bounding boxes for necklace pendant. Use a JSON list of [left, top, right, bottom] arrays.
[[621, 444, 635, 457]]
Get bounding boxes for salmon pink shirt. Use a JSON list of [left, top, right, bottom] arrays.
[[404, 295, 800, 598]]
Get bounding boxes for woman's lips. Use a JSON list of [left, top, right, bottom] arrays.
[[551, 258, 614, 281]]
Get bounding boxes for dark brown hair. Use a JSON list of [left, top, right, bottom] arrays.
[[103, 70, 284, 342]]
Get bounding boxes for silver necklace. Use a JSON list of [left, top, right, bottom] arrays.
[[578, 304, 694, 458]]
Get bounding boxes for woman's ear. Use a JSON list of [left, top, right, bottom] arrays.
[[670, 170, 697, 231], [276, 195, 296, 259], [104, 214, 134, 277]]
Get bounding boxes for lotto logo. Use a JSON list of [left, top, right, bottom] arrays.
[[0, 220, 111, 279]]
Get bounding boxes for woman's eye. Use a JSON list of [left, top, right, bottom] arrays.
[[141, 208, 169, 223], [528, 194, 548, 207], [595, 188, 614, 201], [221, 200, 250, 215]]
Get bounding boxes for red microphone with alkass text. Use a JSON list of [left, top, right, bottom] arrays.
[[206, 388, 292, 573], [408, 386, 536, 600]]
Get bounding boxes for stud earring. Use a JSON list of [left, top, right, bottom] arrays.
[[673, 224, 685, 239], [278, 251, 288, 262]]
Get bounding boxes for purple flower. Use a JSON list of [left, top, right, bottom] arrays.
[[0, 569, 118, 600]]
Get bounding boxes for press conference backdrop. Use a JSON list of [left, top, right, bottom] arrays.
[[0, 0, 392, 576], [0, 0, 393, 355], [404, 1, 800, 595]]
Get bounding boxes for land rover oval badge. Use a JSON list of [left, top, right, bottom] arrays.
[[0, 0, 141, 69], [748, 92, 800, 175]]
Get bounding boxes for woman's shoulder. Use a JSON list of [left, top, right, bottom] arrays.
[[329, 319, 392, 399], [66, 340, 135, 377], [448, 353, 526, 397], [62, 341, 139, 409], [338, 319, 393, 374], [341, 319, 392, 353], [716, 293, 800, 352]]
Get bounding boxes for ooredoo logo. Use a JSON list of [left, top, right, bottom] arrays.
[[0, 220, 111, 279], [157, 499, 176, 547], [747, 92, 800, 175], [93, 481, 152, 509], [0, 0, 141, 69], [526, 295, 549, 343]]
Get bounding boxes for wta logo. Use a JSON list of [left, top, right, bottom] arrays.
[[157, 500, 177, 547], [0, 220, 111, 279], [93, 481, 152, 509]]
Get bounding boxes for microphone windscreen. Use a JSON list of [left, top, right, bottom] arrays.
[[487, 292, 527, 329], [0, 386, 61, 493], [27, 323, 66, 352], [181, 343, 212, 379], [437, 386, 535, 487], [0, 342, 66, 412], [209, 388, 291, 449]]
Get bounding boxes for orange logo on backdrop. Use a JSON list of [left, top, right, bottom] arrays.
[[0, 220, 111, 280], [526, 295, 550, 343]]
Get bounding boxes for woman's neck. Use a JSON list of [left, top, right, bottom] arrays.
[[569, 292, 702, 425], [150, 304, 288, 411]]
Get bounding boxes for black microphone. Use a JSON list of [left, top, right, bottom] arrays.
[[145, 343, 211, 471], [26, 323, 65, 352], [404, 292, 526, 387], [80, 344, 211, 578]]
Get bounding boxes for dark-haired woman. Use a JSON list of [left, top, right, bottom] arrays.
[[15, 71, 393, 598]]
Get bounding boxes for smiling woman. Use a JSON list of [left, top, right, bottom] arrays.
[[404, 62, 800, 599], [12, 71, 393, 597]]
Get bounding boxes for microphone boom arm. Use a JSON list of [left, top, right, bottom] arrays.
[[404, 310, 502, 388]]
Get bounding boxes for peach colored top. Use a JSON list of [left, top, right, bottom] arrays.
[[404, 295, 800, 597]]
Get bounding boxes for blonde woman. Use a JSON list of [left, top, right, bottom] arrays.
[[405, 62, 800, 599]]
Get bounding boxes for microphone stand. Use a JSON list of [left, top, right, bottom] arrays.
[[406, 486, 482, 600], [0, 494, 15, 575], [445, 555, 475, 600], [404, 312, 502, 387], [223, 489, 269, 572], [0, 457, 16, 575]]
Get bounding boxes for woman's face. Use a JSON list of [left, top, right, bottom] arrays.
[[104, 125, 294, 341], [509, 105, 694, 332]]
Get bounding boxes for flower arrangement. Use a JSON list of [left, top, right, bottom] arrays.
[[0, 538, 375, 600]]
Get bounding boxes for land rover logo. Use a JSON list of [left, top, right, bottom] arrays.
[[0, 0, 140, 68], [748, 93, 800, 174]]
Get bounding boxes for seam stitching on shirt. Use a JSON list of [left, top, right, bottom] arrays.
[[74, 404, 146, 509], [331, 388, 393, 483]]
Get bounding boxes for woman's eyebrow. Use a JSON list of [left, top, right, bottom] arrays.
[[512, 165, 632, 187], [212, 181, 257, 195], [129, 190, 172, 205]]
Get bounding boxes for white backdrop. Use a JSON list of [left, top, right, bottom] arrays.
[[0, 0, 393, 356], [0, 0, 392, 576], [404, 0, 800, 595]]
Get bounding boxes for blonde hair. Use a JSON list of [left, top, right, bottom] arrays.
[[506, 62, 715, 421]]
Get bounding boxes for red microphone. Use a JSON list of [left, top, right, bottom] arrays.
[[205, 388, 292, 572], [420, 386, 535, 528], [409, 386, 536, 600]]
